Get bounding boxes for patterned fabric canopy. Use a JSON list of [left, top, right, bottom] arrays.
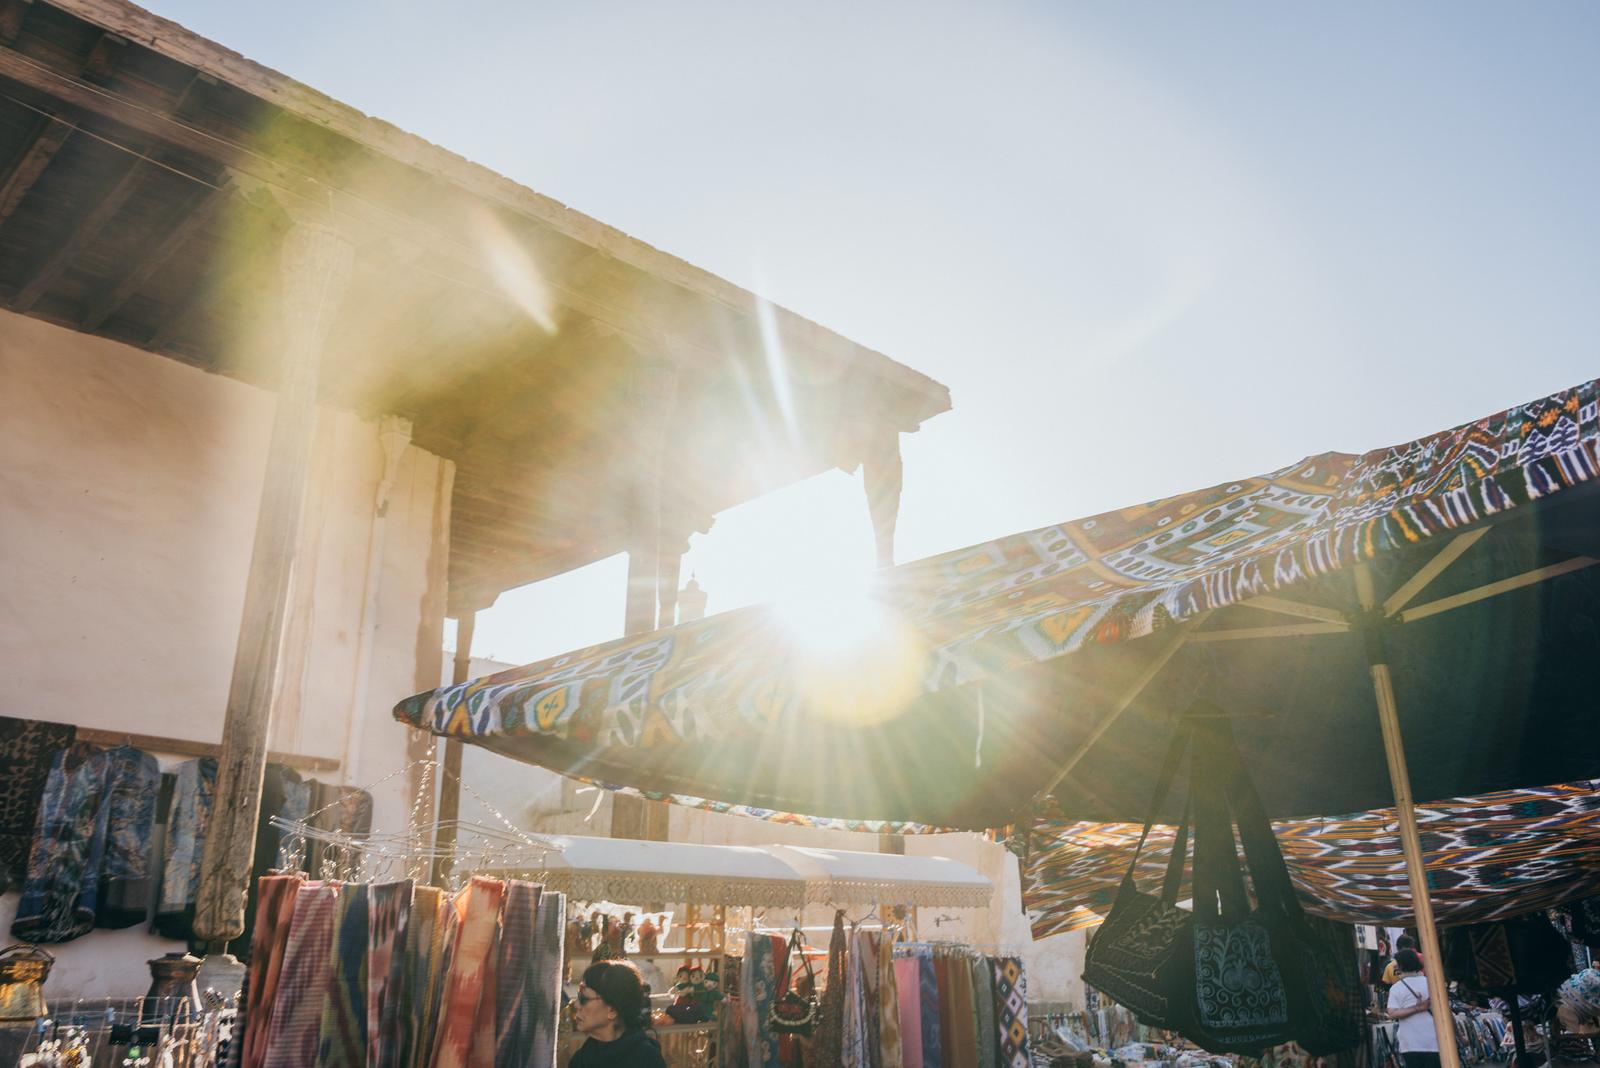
[[397, 378, 1600, 829], [1023, 779, 1600, 936]]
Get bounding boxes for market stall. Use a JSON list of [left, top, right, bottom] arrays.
[[397, 375, 1600, 1068]]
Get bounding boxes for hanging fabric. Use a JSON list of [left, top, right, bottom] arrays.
[[989, 958, 1029, 1068], [968, 956, 996, 1068], [0, 716, 75, 897], [316, 881, 370, 1067], [432, 876, 505, 1068], [368, 879, 414, 1068], [894, 958, 923, 1068], [877, 935, 905, 1068], [239, 872, 304, 1068], [817, 911, 847, 1068], [917, 952, 942, 1068], [262, 881, 342, 1068]]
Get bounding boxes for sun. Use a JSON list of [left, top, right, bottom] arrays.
[[772, 572, 922, 725]]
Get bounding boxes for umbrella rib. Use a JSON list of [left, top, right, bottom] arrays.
[[1031, 616, 1203, 804], [1190, 622, 1347, 642], [1397, 554, 1600, 624], [1382, 527, 1492, 617]]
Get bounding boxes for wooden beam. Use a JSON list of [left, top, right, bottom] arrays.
[[82, 176, 231, 329], [1237, 594, 1349, 626], [1190, 621, 1348, 642], [432, 612, 475, 887], [0, 0, 30, 45], [76, 726, 339, 773], [80, 30, 126, 85], [11, 154, 144, 311], [0, 116, 70, 229]]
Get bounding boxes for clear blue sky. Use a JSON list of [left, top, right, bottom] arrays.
[[147, 1, 1600, 665]]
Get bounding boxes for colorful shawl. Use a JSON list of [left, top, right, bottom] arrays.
[[849, 931, 880, 1068], [432, 876, 504, 1068], [240, 873, 304, 1068], [368, 880, 413, 1068], [893, 959, 922, 1068], [527, 891, 566, 1068], [424, 890, 463, 1068], [0, 717, 74, 895], [989, 959, 1028, 1068], [316, 882, 370, 1068], [11, 742, 112, 942], [94, 745, 160, 928], [263, 881, 341, 1068], [816, 912, 846, 1068], [407, 886, 445, 1068], [944, 958, 977, 1068], [968, 957, 996, 1068], [743, 933, 787, 1068], [877, 937, 904, 1068]]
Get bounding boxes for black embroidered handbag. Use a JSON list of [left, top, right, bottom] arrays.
[[1190, 718, 1364, 1056], [1081, 726, 1196, 1030], [768, 928, 822, 1036]]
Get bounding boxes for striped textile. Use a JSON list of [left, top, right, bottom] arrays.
[[468, 910, 500, 1068], [262, 881, 341, 1068], [368, 880, 413, 1068], [918, 954, 941, 1068], [842, 931, 868, 1068], [431, 876, 505, 1068], [403, 886, 443, 1068], [527, 891, 566, 1068], [853, 932, 883, 1068], [239, 873, 303, 1068], [968, 957, 996, 1068], [493, 881, 542, 1067], [878, 938, 904, 1068], [893, 959, 922, 1068], [944, 958, 977, 1068], [316, 883, 370, 1068]]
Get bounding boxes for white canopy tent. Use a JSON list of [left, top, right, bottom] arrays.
[[489, 834, 992, 910]]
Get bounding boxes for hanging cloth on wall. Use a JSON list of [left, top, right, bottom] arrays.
[[11, 741, 159, 942], [157, 756, 217, 939], [0, 716, 75, 896]]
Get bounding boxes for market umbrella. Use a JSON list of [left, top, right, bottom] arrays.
[[399, 376, 1600, 1065]]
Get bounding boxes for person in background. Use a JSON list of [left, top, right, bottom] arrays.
[[1387, 949, 1440, 1068], [1383, 935, 1421, 988], [571, 960, 668, 1068]]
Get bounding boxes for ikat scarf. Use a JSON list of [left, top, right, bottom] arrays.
[[878, 937, 904, 1068], [316, 882, 370, 1068], [918, 954, 942, 1068], [263, 881, 341, 1068], [894, 959, 923, 1068], [239, 873, 304, 1068], [432, 876, 504, 1068], [368, 880, 413, 1068]]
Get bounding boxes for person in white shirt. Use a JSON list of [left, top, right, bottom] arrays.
[[1387, 949, 1441, 1068]]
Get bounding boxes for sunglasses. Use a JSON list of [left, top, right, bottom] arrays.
[[575, 991, 602, 1007]]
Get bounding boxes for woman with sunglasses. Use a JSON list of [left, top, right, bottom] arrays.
[[571, 961, 668, 1068]]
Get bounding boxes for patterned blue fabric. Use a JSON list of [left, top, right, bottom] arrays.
[[918, 955, 942, 1068], [743, 934, 784, 1068]]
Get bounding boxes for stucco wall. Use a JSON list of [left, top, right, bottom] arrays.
[[0, 309, 451, 997]]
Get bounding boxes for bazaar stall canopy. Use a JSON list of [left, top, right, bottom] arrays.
[[398, 377, 1600, 829], [1022, 777, 1600, 937], [484, 835, 991, 910]]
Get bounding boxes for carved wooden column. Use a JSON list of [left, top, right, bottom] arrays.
[[862, 425, 903, 569], [193, 222, 352, 948]]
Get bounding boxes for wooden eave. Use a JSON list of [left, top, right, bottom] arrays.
[[0, 0, 952, 614]]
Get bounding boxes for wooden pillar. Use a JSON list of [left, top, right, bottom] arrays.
[[431, 611, 475, 887], [862, 426, 903, 569], [193, 222, 352, 946]]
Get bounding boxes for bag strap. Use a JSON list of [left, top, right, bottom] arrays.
[[786, 927, 817, 991], [1119, 723, 1192, 890], [1159, 794, 1192, 906], [1211, 717, 1304, 920], [1190, 720, 1250, 923]]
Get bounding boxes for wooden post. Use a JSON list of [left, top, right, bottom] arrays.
[[193, 222, 352, 947], [862, 426, 903, 569], [1355, 565, 1461, 1068], [431, 611, 476, 887]]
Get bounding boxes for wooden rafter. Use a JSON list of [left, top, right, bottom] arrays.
[[11, 152, 144, 310], [0, 115, 71, 228], [0, 0, 29, 44], [81, 175, 230, 329]]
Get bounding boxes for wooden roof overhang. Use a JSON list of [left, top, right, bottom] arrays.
[[0, 0, 951, 614]]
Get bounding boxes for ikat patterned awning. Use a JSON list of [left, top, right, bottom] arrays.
[[1022, 779, 1600, 937], [397, 378, 1600, 829]]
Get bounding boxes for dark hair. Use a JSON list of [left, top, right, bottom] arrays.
[[1396, 948, 1424, 973], [583, 960, 649, 1032], [1396, 935, 1418, 952]]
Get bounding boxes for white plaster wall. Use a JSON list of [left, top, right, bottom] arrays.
[[0, 309, 450, 997]]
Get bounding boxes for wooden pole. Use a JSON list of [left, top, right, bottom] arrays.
[[431, 611, 475, 887], [1355, 565, 1460, 1068], [193, 222, 352, 947]]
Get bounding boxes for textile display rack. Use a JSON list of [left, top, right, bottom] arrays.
[[15, 994, 239, 1067]]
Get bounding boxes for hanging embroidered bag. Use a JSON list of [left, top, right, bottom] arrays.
[[768, 929, 822, 1036], [1081, 726, 1196, 1030]]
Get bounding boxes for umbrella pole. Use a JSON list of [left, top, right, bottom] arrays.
[[1357, 567, 1460, 1068]]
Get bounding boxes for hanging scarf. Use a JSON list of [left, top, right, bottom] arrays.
[[918, 954, 942, 1068], [527, 890, 566, 1068], [493, 880, 543, 1067], [13, 742, 159, 943], [944, 957, 978, 1068], [743, 932, 788, 1068], [849, 931, 880, 1068], [878, 936, 904, 1068], [815, 912, 847, 1068], [432, 876, 504, 1068], [157, 756, 217, 937], [95, 745, 161, 928], [239, 873, 304, 1068], [989, 958, 1029, 1068], [316, 882, 370, 1068], [0, 717, 74, 896], [400, 885, 443, 1068], [894, 959, 923, 1068], [263, 881, 341, 1068], [968, 957, 996, 1068], [368, 880, 414, 1068]]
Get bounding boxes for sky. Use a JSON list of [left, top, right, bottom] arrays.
[[145, 1, 1600, 665]]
